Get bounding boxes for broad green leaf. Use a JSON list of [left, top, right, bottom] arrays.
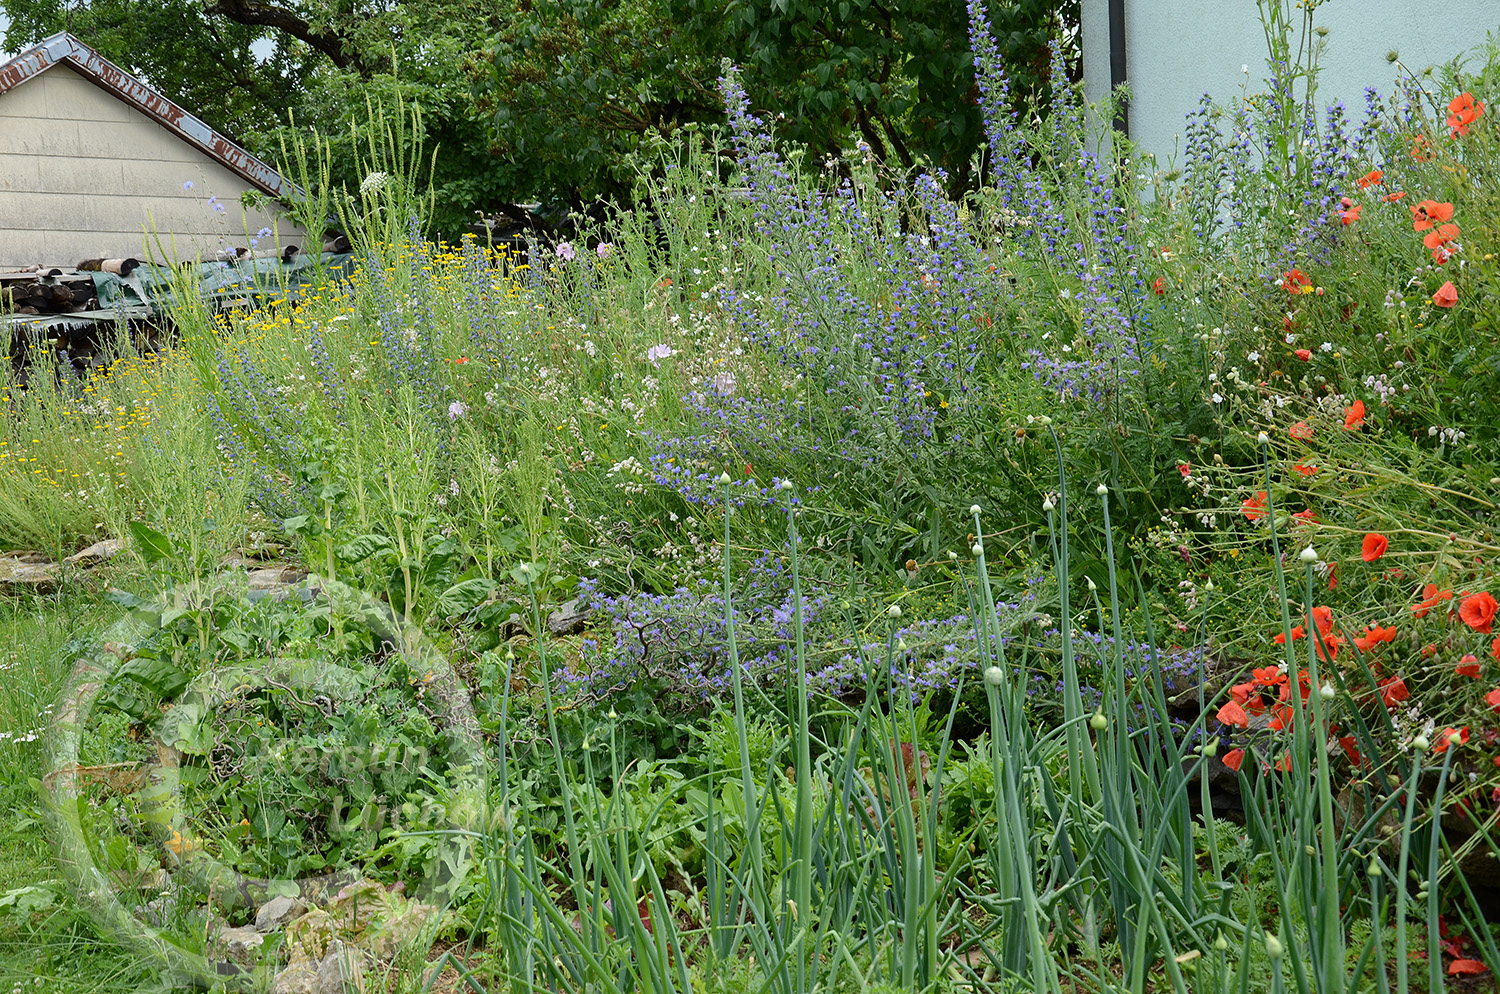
[[436, 578, 498, 619], [338, 534, 396, 564], [128, 521, 175, 564]]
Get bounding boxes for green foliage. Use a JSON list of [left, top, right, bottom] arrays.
[[483, 0, 1076, 203]]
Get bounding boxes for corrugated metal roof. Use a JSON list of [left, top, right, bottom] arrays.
[[0, 32, 301, 202]]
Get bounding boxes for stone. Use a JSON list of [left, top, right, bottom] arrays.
[[272, 949, 319, 994], [547, 598, 589, 636], [255, 894, 307, 932], [213, 925, 266, 969], [63, 537, 124, 566], [315, 938, 365, 994], [247, 565, 310, 590], [0, 553, 58, 593]]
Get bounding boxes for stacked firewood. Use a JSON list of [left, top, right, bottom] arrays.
[[0, 268, 100, 316]]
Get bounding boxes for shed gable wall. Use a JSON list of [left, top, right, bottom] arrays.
[[0, 64, 303, 269]]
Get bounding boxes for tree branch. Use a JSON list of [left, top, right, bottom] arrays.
[[206, 0, 368, 73]]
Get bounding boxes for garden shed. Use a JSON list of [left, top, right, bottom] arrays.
[[0, 31, 304, 271], [1080, 0, 1500, 168]]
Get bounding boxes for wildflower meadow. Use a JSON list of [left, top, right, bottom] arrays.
[[3, 5, 1500, 993]]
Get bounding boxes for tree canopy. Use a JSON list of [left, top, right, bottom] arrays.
[[3, 0, 1076, 238]]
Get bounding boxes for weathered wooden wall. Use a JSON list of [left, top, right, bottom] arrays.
[[0, 64, 305, 270]]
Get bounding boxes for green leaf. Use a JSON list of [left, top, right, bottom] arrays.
[[436, 578, 498, 618], [105, 654, 190, 703], [338, 534, 396, 564], [282, 515, 313, 536], [156, 703, 212, 755], [128, 521, 175, 564], [0, 885, 57, 916]]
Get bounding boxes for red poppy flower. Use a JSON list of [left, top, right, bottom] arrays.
[[1242, 491, 1269, 521], [1412, 136, 1432, 161], [1217, 700, 1250, 728], [1153, 277, 1166, 295], [1292, 460, 1318, 477], [1282, 269, 1311, 294], [1487, 687, 1500, 712], [1269, 702, 1294, 731], [1177, 462, 1191, 478], [1412, 583, 1454, 617], [1344, 400, 1366, 430], [1384, 191, 1407, 202], [1493, 637, 1500, 662], [1290, 421, 1313, 440], [1356, 169, 1383, 189], [1274, 753, 1295, 772], [1460, 591, 1498, 633], [1293, 508, 1319, 523], [1275, 626, 1307, 644], [1354, 624, 1397, 650], [1433, 281, 1458, 308], [1338, 735, 1364, 767], [1433, 727, 1469, 753], [1222, 748, 1245, 772], [1458, 654, 1483, 678], [1338, 198, 1362, 225], [1295, 348, 1313, 361], [1447, 92, 1485, 138], [1361, 533, 1388, 562], [1378, 676, 1410, 707], [1412, 200, 1455, 231], [453, 355, 470, 364], [1423, 222, 1461, 250], [1252, 666, 1287, 687]]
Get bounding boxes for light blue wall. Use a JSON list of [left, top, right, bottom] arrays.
[[1082, 0, 1500, 171]]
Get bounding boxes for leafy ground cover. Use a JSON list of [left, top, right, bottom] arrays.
[[3, 3, 1500, 991]]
